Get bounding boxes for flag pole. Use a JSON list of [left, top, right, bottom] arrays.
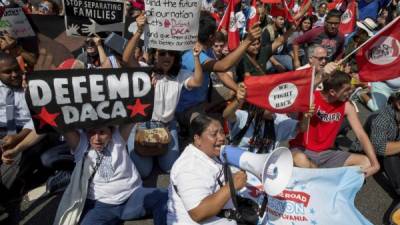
[[341, 16, 400, 63], [305, 66, 316, 145]]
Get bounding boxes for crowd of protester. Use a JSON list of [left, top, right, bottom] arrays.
[[1, 0, 400, 224]]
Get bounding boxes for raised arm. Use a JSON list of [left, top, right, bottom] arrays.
[[186, 43, 204, 88], [222, 83, 246, 123], [202, 23, 262, 72], [122, 14, 146, 67], [93, 36, 112, 68]]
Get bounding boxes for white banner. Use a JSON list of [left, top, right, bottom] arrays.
[[240, 166, 373, 225], [144, 0, 201, 51], [0, 7, 35, 38]]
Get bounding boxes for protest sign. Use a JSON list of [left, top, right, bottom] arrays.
[[239, 167, 373, 225], [0, 7, 35, 38], [25, 68, 154, 133], [244, 68, 312, 113], [63, 0, 125, 37], [144, 0, 201, 51]]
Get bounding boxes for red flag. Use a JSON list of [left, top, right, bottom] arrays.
[[356, 16, 400, 82], [270, 1, 294, 23], [261, 0, 281, 3], [217, 0, 240, 51], [327, 0, 345, 10], [247, 0, 259, 29], [339, 0, 356, 36], [244, 68, 313, 113]]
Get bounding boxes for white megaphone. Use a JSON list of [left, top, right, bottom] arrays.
[[220, 145, 293, 196]]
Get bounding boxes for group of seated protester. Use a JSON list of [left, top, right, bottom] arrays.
[[1, 0, 400, 225]]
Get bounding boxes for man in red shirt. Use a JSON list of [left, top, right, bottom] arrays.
[[293, 9, 345, 69], [290, 71, 380, 177]]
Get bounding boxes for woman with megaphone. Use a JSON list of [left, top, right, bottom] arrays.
[[167, 114, 247, 225]]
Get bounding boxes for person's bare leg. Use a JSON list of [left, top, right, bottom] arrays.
[[292, 151, 318, 168], [343, 153, 371, 170]]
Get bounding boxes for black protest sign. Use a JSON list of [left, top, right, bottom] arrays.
[[25, 68, 153, 133], [63, 0, 125, 37]]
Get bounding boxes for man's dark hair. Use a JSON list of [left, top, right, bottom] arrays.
[[214, 31, 226, 43], [198, 11, 217, 45], [326, 9, 342, 21], [322, 70, 351, 92]]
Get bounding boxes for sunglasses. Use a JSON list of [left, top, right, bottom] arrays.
[[312, 55, 328, 61], [158, 51, 176, 57]]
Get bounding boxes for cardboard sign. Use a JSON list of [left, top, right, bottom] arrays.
[[144, 0, 201, 51], [25, 68, 154, 133], [63, 0, 125, 37], [0, 7, 35, 38]]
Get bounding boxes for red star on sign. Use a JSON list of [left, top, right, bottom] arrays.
[[126, 99, 151, 118], [33, 107, 60, 128]]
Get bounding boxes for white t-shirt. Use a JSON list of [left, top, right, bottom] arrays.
[[74, 128, 142, 205], [151, 69, 192, 123], [167, 144, 236, 225]]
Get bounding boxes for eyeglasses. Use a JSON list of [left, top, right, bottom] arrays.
[[312, 55, 328, 61], [326, 21, 340, 26]]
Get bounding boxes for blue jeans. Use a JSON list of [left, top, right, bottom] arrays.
[[367, 82, 396, 112], [266, 54, 293, 73], [127, 120, 180, 178], [80, 187, 168, 225]]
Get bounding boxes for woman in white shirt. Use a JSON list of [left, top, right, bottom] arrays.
[[123, 14, 205, 178], [167, 114, 247, 225]]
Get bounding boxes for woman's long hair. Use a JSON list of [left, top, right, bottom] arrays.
[[153, 50, 182, 77]]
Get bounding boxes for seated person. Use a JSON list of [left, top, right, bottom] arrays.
[[54, 124, 168, 225], [0, 52, 54, 225], [167, 114, 247, 225], [175, 11, 261, 132], [123, 14, 205, 178], [368, 92, 400, 223], [289, 70, 380, 178], [223, 83, 308, 153]]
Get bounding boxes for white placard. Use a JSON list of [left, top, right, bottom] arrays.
[[144, 0, 201, 51]]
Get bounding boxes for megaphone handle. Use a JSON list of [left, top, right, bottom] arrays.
[[222, 152, 239, 209], [259, 193, 268, 218]]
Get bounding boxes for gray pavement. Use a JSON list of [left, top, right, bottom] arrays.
[[1, 102, 395, 225]]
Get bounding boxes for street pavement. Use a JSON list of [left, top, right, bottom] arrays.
[[1, 102, 395, 225]]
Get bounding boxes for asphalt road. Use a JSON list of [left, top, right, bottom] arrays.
[[2, 102, 395, 225]]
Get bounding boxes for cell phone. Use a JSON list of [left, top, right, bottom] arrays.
[[104, 32, 128, 55]]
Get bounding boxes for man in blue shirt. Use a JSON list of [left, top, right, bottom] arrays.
[[176, 11, 261, 129]]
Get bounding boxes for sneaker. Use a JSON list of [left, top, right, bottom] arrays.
[[350, 87, 363, 102], [45, 170, 71, 195]]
